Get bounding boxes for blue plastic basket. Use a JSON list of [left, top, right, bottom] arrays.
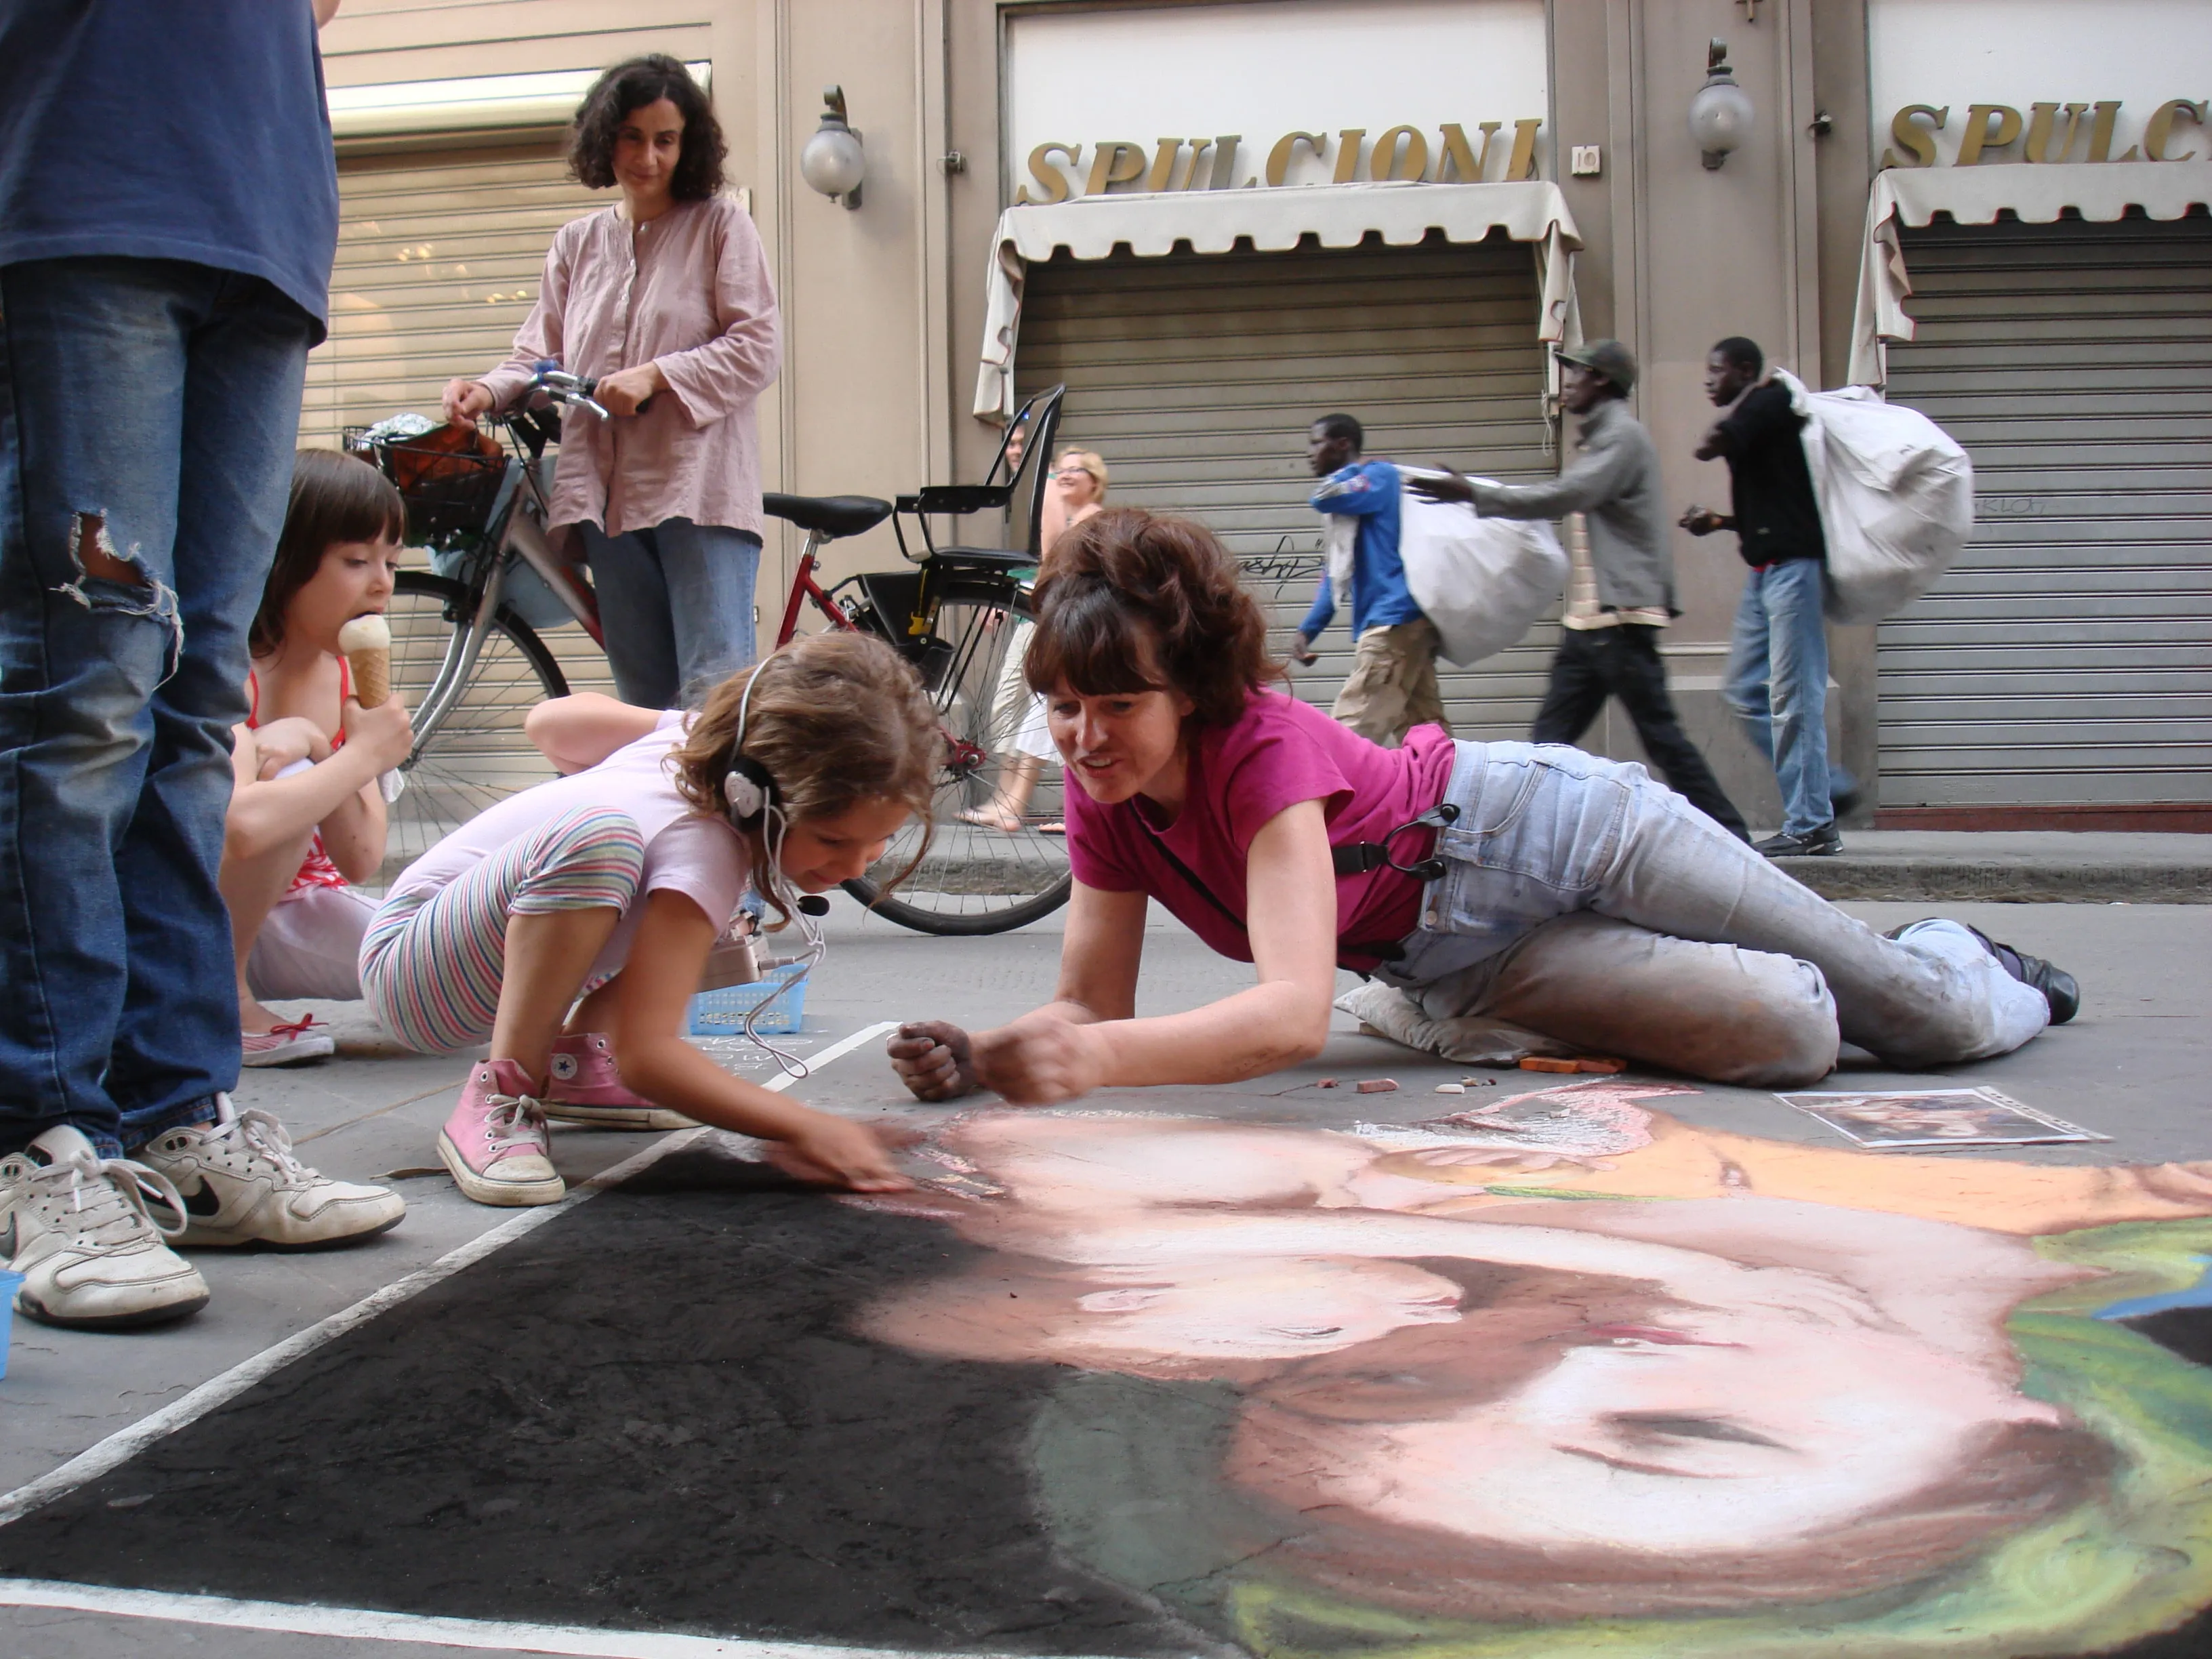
[[0, 1269, 22, 1380], [687, 961, 809, 1038]]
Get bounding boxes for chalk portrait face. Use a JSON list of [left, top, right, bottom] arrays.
[[1231, 1309, 2068, 1557], [861, 1109, 2125, 1626]]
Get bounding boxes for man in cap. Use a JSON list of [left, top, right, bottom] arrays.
[[1412, 340, 1748, 839]]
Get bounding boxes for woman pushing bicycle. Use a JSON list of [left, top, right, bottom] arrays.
[[888, 508, 2080, 1105], [442, 55, 777, 710]]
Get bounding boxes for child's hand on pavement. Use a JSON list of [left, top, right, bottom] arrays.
[[764, 1113, 914, 1193], [342, 695, 415, 773], [888, 1021, 979, 1101]]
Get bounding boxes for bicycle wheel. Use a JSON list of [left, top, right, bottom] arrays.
[[382, 571, 568, 880], [842, 580, 1073, 935]]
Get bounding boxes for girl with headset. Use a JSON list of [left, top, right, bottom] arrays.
[[359, 633, 933, 1207]]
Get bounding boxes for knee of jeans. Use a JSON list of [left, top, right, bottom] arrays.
[[1714, 958, 1840, 1086], [56, 511, 184, 682], [1720, 676, 1769, 720]]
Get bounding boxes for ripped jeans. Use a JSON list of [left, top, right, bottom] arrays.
[[1377, 743, 2049, 1084], [0, 258, 312, 1156]]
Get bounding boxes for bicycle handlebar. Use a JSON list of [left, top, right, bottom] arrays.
[[527, 359, 611, 421]]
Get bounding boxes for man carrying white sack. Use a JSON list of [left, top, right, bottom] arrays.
[[1292, 412, 1448, 748], [1412, 340, 1748, 842]]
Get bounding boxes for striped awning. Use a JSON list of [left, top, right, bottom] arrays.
[[973, 179, 1582, 421]]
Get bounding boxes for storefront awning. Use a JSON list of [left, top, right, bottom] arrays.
[[1849, 161, 2212, 388], [972, 180, 1582, 421]]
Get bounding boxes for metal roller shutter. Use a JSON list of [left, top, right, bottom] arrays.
[[1014, 232, 1555, 737], [1879, 213, 2212, 810], [308, 142, 615, 698]]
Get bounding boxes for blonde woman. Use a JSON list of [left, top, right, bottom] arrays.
[[965, 450, 1109, 834]]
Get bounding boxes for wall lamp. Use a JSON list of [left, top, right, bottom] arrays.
[[1688, 38, 1755, 169], [800, 85, 865, 207]]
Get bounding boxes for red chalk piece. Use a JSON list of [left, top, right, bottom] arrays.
[[1317, 1078, 1339, 1088], [1576, 1057, 1627, 1073], [1519, 1057, 1580, 1073], [1356, 1078, 1399, 1094]]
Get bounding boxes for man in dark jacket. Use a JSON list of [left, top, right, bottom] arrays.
[[1412, 340, 1746, 838], [1681, 337, 1858, 858]]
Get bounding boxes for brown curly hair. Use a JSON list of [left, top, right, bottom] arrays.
[[568, 56, 725, 201], [670, 634, 941, 922], [1025, 508, 1282, 727]]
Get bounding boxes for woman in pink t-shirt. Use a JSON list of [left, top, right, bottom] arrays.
[[888, 510, 2076, 1101]]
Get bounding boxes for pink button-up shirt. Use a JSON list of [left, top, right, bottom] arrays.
[[478, 193, 779, 539]]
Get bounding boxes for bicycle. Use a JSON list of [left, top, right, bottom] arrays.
[[349, 371, 1073, 935]]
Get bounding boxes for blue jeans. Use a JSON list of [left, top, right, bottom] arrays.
[[1379, 741, 2047, 1073], [577, 517, 760, 709], [0, 258, 311, 1158], [1722, 558, 1856, 836]]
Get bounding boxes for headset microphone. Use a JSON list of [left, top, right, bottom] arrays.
[[798, 894, 830, 917]]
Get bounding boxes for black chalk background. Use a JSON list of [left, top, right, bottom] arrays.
[[0, 1146, 1204, 1652]]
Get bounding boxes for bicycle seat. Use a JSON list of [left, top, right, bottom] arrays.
[[762, 493, 893, 539]]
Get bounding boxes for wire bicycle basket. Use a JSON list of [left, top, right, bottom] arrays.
[[346, 419, 508, 548]]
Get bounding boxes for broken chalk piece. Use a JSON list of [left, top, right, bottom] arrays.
[[1356, 1078, 1400, 1094], [1460, 1076, 1497, 1087], [1317, 1077, 1340, 1088], [1433, 1082, 1467, 1094], [1576, 1057, 1627, 1073], [1519, 1057, 1582, 1073]]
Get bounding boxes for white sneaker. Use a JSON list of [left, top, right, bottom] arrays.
[[136, 1094, 406, 1250], [0, 1126, 210, 1330]]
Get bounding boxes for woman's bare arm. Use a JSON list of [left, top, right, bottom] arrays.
[[886, 880, 1149, 1101], [525, 693, 665, 774], [968, 800, 1340, 1104]]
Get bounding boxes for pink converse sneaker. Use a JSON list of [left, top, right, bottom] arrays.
[[542, 1033, 697, 1132], [437, 1060, 564, 1207]]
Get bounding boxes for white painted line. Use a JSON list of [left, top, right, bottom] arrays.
[[0, 1576, 999, 1658], [0, 1021, 901, 1532]]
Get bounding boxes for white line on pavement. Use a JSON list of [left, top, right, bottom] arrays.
[[0, 1577, 993, 1658], [0, 1021, 901, 1533]]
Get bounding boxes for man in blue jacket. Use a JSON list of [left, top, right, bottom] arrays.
[[1292, 413, 1447, 747]]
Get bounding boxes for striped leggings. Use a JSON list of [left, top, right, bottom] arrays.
[[361, 806, 645, 1055]]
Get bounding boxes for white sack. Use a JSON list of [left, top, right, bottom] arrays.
[[1773, 369, 1975, 626], [1395, 469, 1568, 667]]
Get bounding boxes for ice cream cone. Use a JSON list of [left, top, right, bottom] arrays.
[[337, 613, 392, 708]]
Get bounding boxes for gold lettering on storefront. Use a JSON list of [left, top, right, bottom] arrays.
[[1882, 98, 2203, 166], [2146, 99, 2207, 161], [1015, 123, 1544, 203], [1265, 132, 1325, 188]]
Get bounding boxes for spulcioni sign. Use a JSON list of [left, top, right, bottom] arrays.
[[1883, 98, 2209, 167], [1015, 123, 1546, 205]]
